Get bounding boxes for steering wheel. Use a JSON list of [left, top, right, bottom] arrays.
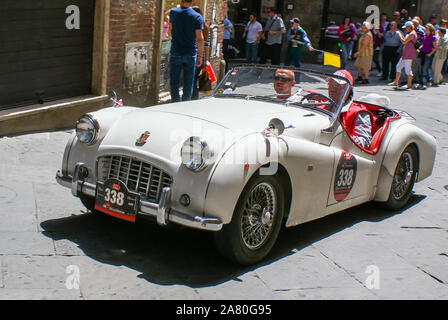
[[301, 93, 338, 113]]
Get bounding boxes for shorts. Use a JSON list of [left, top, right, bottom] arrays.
[[354, 55, 372, 71], [396, 58, 413, 76]]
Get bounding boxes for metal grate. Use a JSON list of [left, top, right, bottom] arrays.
[[98, 156, 173, 203]]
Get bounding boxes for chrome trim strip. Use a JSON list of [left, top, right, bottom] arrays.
[[56, 168, 223, 232]]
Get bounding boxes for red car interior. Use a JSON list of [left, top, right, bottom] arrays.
[[340, 101, 401, 155]]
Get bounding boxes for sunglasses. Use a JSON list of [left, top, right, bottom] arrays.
[[275, 76, 294, 82]]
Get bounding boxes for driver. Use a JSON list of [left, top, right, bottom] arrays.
[[274, 69, 310, 102], [328, 69, 373, 149], [273, 69, 297, 100]]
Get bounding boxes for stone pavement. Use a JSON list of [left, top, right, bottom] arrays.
[[0, 73, 447, 299]]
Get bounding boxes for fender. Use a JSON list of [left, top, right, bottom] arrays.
[[62, 107, 139, 181], [204, 133, 282, 225], [374, 123, 436, 202]]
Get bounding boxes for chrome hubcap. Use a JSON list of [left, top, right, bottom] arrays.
[[392, 152, 414, 200], [241, 182, 276, 250]]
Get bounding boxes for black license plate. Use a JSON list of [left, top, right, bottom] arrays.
[[95, 179, 140, 222]]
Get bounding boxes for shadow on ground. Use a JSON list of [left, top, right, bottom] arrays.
[[40, 194, 425, 288]]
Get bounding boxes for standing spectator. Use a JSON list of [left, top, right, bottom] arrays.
[[429, 13, 439, 31], [372, 25, 384, 76], [284, 18, 314, 68], [416, 24, 438, 89], [354, 21, 374, 84], [411, 18, 426, 83], [390, 21, 417, 90], [380, 13, 389, 31], [382, 21, 401, 81], [338, 17, 357, 69], [325, 20, 340, 53], [391, 11, 401, 30], [245, 13, 263, 64], [352, 22, 363, 59], [432, 28, 448, 84], [169, 0, 204, 102], [260, 8, 285, 65], [400, 9, 411, 27], [223, 16, 233, 73], [162, 10, 170, 40], [440, 20, 448, 74], [440, 19, 448, 29], [191, 6, 210, 100]]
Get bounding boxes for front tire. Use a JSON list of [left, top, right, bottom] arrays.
[[214, 174, 285, 265], [384, 145, 418, 210]]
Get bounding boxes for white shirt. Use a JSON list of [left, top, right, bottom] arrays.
[[246, 21, 263, 44]]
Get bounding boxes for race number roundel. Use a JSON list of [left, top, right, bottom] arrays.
[[334, 152, 358, 202]]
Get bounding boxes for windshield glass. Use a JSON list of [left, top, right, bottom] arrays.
[[213, 65, 351, 117]]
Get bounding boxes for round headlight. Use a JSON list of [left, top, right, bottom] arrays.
[[76, 114, 100, 145], [181, 137, 212, 172]]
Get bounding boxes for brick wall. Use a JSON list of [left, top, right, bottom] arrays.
[[107, 0, 157, 105]]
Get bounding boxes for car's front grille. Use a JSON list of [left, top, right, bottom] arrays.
[[97, 155, 173, 203]]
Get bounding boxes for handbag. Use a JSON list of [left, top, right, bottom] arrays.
[[198, 69, 212, 93]]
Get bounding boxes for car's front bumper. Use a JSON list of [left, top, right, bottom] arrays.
[[56, 163, 223, 232]]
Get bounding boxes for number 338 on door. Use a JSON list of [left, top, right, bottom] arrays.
[[334, 152, 358, 202]]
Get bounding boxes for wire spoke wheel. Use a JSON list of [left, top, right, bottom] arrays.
[[384, 145, 418, 211], [241, 182, 276, 250], [392, 151, 414, 201]]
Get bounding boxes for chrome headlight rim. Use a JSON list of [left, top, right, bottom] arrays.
[[76, 114, 100, 145], [181, 136, 212, 172]]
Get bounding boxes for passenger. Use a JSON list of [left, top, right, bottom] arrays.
[[329, 70, 373, 149]]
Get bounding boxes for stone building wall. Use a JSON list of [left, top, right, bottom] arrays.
[[417, 0, 448, 22], [107, 0, 157, 106]]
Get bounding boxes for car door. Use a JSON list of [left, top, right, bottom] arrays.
[[326, 124, 376, 207]]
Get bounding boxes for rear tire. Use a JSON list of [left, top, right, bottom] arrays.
[[384, 145, 418, 210], [214, 174, 285, 265]]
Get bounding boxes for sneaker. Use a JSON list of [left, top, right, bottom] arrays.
[[387, 82, 397, 86], [377, 72, 383, 77], [362, 79, 370, 84], [354, 77, 363, 83]]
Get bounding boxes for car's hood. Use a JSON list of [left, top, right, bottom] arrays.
[[100, 98, 330, 163]]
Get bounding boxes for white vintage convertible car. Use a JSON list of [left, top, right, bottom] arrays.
[[56, 65, 436, 265]]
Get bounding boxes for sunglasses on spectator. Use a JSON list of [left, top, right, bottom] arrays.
[[275, 76, 294, 82]]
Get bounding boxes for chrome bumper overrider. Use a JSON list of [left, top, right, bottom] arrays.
[[56, 163, 223, 231]]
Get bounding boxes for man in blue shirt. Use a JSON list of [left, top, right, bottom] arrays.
[[169, 0, 204, 102], [223, 17, 233, 73]]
